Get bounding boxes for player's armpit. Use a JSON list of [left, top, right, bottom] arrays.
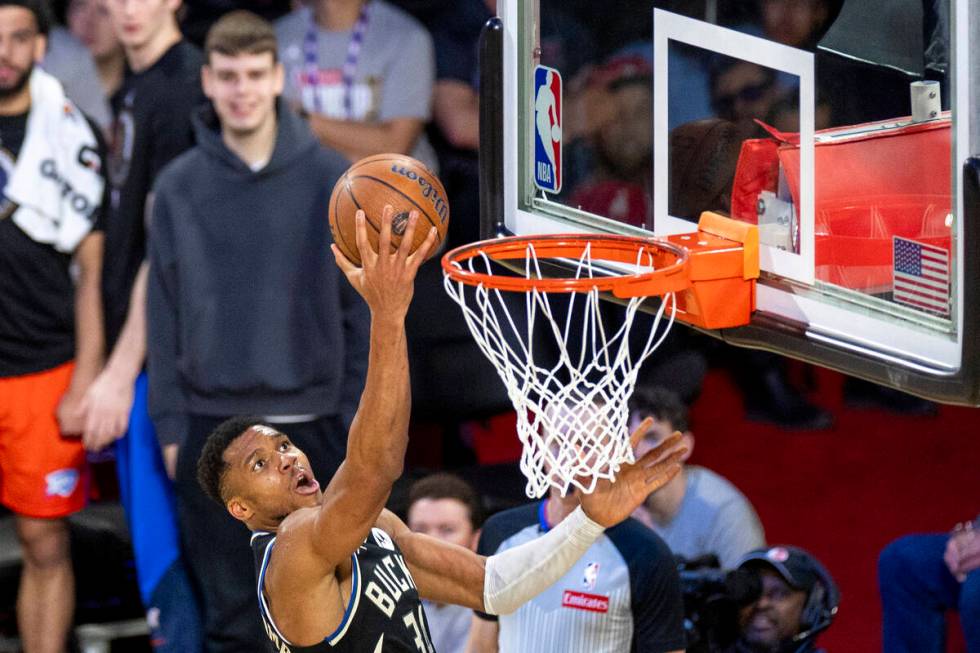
[[377, 509, 488, 610]]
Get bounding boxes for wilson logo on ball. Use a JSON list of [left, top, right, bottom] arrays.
[[390, 164, 449, 224]]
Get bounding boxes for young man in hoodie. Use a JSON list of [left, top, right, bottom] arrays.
[[146, 11, 368, 652]]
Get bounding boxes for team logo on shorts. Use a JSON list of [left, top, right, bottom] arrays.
[[582, 562, 600, 590], [45, 469, 79, 498]]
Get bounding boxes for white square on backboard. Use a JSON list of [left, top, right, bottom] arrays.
[[653, 9, 815, 284]]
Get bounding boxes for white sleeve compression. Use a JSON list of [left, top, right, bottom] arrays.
[[482, 506, 605, 615]]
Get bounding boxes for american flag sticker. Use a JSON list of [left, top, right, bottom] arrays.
[[892, 236, 950, 315]]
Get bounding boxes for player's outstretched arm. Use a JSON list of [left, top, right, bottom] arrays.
[[299, 206, 437, 569], [381, 422, 686, 612]]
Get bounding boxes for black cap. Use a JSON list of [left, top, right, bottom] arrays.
[[737, 546, 823, 593]]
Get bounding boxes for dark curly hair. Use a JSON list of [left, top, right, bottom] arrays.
[[0, 0, 50, 35], [197, 415, 269, 505], [408, 473, 484, 529], [628, 385, 690, 433]]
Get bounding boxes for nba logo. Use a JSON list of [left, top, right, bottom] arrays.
[[533, 65, 562, 194], [582, 562, 600, 590]]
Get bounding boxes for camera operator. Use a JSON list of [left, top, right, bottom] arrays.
[[723, 546, 840, 653]]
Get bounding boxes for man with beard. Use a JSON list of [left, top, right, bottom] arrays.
[[724, 547, 839, 653], [0, 1, 105, 651]]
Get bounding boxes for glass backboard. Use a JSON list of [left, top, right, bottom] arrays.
[[477, 0, 980, 405]]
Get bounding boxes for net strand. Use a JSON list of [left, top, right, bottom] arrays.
[[444, 243, 676, 497]]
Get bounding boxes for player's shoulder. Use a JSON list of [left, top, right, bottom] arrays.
[[606, 517, 675, 568], [153, 147, 206, 192], [478, 502, 541, 554]]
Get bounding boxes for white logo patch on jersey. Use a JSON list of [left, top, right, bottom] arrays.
[[372, 528, 395, 551], [583, 562, 600, 590]]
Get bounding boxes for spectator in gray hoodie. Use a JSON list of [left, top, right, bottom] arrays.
[[146, 11, 368, 652]]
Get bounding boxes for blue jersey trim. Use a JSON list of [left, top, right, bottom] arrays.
[[537, 499, 550, 532], [257, 537, 294, 647], [325, 553, 360, 645]]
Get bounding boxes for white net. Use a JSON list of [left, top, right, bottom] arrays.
[[443, 241, 677, 497]]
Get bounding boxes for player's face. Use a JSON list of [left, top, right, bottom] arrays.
[[223, 426, 322, 525], [203, 51, 283, 137], [69, 0, 122, 62], [738, 569, 808, 648], [106, 0, 179, 52], [0, 7, 45, 100], [407, 498, 476, 549]]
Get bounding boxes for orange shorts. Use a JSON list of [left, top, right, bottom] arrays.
[[0, 362, 88, 518]]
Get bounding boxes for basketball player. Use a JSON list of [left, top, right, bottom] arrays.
[[197, 209, 688, 652]]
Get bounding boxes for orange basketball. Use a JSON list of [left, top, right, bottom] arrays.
[[328, 154, 450, 266]]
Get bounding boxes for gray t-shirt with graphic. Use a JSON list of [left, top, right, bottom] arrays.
[[275, 1, 436, 169], [650, 466, 766, 569]]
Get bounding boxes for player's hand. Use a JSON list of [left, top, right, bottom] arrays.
[[579, 418, 686, 528], [56, 387, 87, 437], [331, 205, 437, 320], [79, 368, 135, 451], [945, 521, 980, 581]]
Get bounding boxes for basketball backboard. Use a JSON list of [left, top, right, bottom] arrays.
[[476, 0, 980, 405]]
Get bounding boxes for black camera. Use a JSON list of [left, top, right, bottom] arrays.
[[677, 555, 762, 653]]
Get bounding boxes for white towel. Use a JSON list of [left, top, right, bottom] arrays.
[[5, 68, 104, 253]]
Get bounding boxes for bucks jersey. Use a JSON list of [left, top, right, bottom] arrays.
[[251, 528, 435, 652]]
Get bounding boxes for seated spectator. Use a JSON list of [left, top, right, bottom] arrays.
[[275, 0, 437, 169], [710, 59, 786, 139], [724, 546, 839, 653], [629, 386, 765, 568], [407, 473, 484, 653], [67, 0, 125, 104], [879, 516, 980, 652]]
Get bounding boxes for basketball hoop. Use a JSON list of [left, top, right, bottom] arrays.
[[442, 234, 690, 498]]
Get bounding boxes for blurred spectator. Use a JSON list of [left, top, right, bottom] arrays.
[[180, 0, 291, 46], [710, 59, 783, 137], [147, 11, 368, 652], [723, 546, 839, 653], [466, 460, 686, 652], [568, 55, 653, 227], [92, 0, 203, 463], [629, 387, 765, 569], [879, 517, 980, 652], [67, 0, 125, 103], [275, 0, 437, 169], [42, 25, 113, 128], [407, 473, 484, 653], [82, 0, 206, 649], [758, 0, 834, 49], [0, 1, 105, 651]]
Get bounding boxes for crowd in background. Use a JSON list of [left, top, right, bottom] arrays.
[[0, 0, 976, 652]]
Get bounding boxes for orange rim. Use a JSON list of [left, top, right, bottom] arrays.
[[441, 234, 690, 298]]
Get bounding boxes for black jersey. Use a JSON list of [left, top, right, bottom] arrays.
[[251, 528, 435, 653]]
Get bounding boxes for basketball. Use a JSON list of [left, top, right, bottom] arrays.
[[328, 154, 450, 266], [668, 118, 742, 221]]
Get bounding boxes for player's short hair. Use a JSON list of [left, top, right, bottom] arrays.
[[628, 385, 690, 433], [197, 415, 269, 505], [0, 0, 51, 35], [408, 473, 485, 529], [204, 10, 278, 63]]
